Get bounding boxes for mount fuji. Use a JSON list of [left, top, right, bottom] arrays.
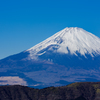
[[0, 27, 100, 88]]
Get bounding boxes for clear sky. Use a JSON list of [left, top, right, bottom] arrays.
[[0, 0, 100, 60]]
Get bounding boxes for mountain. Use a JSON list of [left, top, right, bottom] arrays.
[[0, 27, 100, 88], [27, 27, 100, 58], [0, 82, 100, 100]]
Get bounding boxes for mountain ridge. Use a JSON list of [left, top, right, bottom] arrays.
[[0, 82, 100, 100]]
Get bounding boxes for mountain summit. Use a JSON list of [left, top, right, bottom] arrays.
[[0, 27, 100, 88], [27, 27, 100, 60]]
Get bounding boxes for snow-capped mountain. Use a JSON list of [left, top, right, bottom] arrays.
[[27, 27, 100, 59], [0, 27, 100, 88]]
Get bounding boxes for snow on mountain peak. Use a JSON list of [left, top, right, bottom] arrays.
[[27, 27, 100, 59]]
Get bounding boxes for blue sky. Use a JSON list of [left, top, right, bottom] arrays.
[[0, 0, 100, 59]]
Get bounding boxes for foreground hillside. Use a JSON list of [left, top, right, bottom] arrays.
[[0, 82, 100, 100]]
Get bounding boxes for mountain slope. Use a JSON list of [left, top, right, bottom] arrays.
[[0, 27, 100, 88]]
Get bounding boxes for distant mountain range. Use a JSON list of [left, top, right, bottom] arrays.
[[0, 82, 100, 100], [0, 27, 100, 88]]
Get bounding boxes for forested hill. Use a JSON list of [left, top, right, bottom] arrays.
[[0, 82, 100, 100]]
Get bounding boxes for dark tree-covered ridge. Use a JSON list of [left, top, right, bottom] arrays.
[[0, 82, 100, 100]]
